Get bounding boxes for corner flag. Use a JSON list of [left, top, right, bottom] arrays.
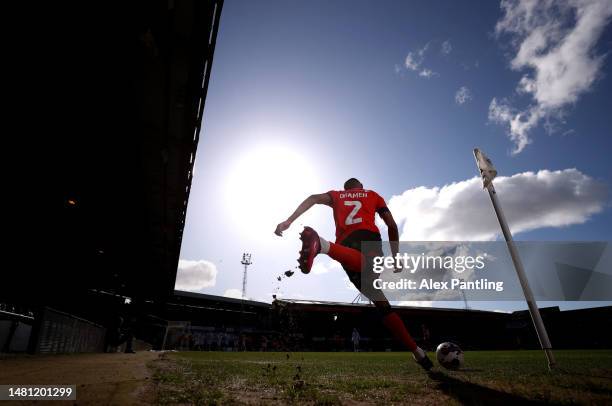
[[473, 148, 556, 370]]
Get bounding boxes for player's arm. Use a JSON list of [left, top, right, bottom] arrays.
[[274, 193, 332, 236], [379, 209, 400, 266]]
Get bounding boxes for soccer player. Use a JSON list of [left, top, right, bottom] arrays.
[[275, 178, 433, 371]]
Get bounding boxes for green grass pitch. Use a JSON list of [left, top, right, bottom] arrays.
[[150, 350, 612, 405]]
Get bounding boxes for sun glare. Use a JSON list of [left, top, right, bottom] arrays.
[[225, 144, 319, 236]]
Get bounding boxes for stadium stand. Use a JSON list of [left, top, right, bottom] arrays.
[[3, 0, 223, 353], [139, 292, 612, 352]]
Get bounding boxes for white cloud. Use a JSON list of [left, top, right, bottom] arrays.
[[490, 0, 612, 154], [311, 262, 329, 275], [402, 43, 437, 78], [397, 301, 434, 307], [488, 98, 540, 153], [419, 68, 436, 78], [342, 276, 358, 291], [224, 288, 243, 299], [441, 40, 452, 55], [385, 169, 607, 241], [311, 259, 342, 275], [455, 86, 472, 105], [175, 259, 218, 291], [404, 52, 421, 71]]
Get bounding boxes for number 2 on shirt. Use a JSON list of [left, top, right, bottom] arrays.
[[344, 200, 362, 225]]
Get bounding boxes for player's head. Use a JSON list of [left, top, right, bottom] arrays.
[[344, 178, 363, 190]]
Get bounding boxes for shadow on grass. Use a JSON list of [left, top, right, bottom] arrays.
[[453, 368, 485, 372], [554, 367, 612, 381], [428, 371, 561, 405]]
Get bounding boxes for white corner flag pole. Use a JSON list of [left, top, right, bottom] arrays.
[[473, 148, 556, 370]]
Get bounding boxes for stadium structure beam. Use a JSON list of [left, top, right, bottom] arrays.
[[473, 148, 556, 370]]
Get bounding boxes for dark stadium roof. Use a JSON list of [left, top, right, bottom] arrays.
[[173, 290, 271, 309], [11, 0, 224, 307], [168, 294, 507, 315], [276, 298, 505, 314]]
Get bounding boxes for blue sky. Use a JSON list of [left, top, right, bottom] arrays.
[[177, 0, 612, 311]]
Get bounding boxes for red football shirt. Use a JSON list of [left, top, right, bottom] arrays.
[[327, 188, 389, 243]]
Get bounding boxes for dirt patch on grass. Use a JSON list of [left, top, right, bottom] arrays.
[[0, 351, 159, 405]]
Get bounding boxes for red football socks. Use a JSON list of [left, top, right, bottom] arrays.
[[328, 243, 363, 273], [327, 242, 417, 353], [382, 312, 417, 351]]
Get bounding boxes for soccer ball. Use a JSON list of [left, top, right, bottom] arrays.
[[436, 342, 464, 370]]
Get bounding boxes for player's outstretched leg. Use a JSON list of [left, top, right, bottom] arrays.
[[327, 242, 363, 273], [381, 311, 433, 372], [298, 227, 364, 274]]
